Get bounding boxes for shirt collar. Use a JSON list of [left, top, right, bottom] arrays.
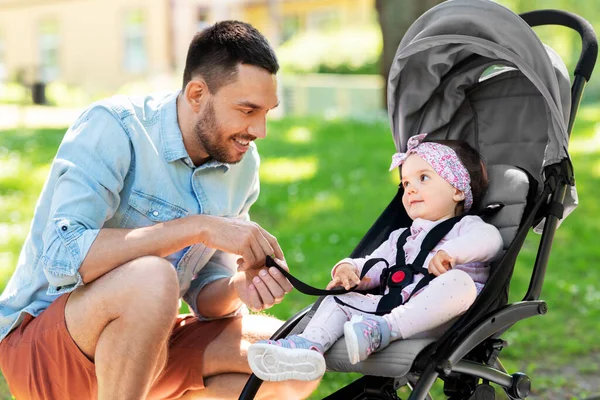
[[159, 91, 230, 172], [410, 216, 452, 236]]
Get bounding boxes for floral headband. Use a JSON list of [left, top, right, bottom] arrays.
[[390, 133, 473, 212]]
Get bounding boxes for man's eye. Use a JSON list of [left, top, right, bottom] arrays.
[[241, 109, 253, 115]]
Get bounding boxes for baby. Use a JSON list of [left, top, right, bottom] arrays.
[[248, 134, 504, 381]]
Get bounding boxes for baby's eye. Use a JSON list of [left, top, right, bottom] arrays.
[[420, 174, 430, 182], [402, 181, 409, 188]]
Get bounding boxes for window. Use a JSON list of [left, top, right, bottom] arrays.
[[123, 10, 147, 73], [39, 20, 60, 82]]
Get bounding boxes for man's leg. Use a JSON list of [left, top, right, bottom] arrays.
[[65, 256, 180, 399], [180, 373, 318, 400], [181, 314, 320, 399]]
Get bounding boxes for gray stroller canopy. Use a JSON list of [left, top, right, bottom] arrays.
[[387, 0, 573, 193]]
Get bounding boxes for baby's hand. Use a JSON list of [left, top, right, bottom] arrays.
[[326, 263, 361, 290], [428, 250, 455, 276]]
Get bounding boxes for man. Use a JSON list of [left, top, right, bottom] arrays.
[[0, 21, 318, 399]]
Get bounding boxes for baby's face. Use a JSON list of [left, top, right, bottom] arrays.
[[400, 154, 465, 221]]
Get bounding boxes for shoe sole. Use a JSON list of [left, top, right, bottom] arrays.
[[247, 343, 326, 381], [343, 322, 361, 365]]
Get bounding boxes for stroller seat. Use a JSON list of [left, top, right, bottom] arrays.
[[323, 164, 534, 379], [326, 337, 435, 379]]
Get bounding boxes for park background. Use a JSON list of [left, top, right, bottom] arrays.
[[0, 0, 599, 398]]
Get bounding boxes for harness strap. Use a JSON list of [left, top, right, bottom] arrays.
[[265, 216, 464, 314], [265, 216, 464, 307], [265, 256, 357, 296], [375, 215, 464, 313], [266, 205, 504, 312]]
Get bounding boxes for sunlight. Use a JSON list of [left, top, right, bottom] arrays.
[[32, 165, 52, 185], [577, 105, 600, 122], [0, 153, 22, 179], [288, 190, 343, 220], [0, 223, 28, 247], [569, 123, 600, 154], [260, 156, 318, 183], [285, 126, 312, 143], [0, 253, 12, 269]]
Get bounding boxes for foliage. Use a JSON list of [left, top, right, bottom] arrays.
[[278, 26, 382, 75]]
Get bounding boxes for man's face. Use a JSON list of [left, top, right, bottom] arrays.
[[193, 64, 279, 164]]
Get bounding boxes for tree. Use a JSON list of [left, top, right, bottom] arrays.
[[375, 0, 446, 106]]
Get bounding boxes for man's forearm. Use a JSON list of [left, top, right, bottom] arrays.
[[195, 276, 243, 318], [79, 215, 203, 283]]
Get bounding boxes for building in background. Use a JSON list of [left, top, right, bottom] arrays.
[[0, 0, 374, 94]]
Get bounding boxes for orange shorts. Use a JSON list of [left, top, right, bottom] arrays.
[[0, 293, 239, 400]]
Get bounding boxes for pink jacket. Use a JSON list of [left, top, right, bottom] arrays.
[[333, 215, 504, 298]]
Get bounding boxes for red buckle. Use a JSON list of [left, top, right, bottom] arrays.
[[391, 271, 405, 283]]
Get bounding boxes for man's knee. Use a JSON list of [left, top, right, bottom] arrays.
[[129, 256, 179, 294], [71, 256, 180, 321], [120, 256, 180, 317]]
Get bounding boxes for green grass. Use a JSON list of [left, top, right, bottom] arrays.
[[0, 105, 599, 399]]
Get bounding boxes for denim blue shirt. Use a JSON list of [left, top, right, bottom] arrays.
[[0, 91, 260, 341]]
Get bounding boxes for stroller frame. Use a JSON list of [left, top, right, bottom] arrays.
[[239, 8, 598, 400]]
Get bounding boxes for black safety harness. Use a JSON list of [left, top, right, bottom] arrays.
[[267, 214, 467, 314], [355, 215, 464, 314], [265, 204, 503, 314]]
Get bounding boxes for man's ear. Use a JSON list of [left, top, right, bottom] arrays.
[[453, 188, 466, 202], [184, 79, 208, 113]]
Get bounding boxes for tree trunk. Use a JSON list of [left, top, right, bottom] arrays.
[[375, 0, 446, 107]]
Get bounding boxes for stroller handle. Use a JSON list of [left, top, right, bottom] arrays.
[[520, 10, 598, 82]]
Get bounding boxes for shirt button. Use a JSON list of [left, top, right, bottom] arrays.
[[61, 226, 68, 231], [152, 211, 159, 217]]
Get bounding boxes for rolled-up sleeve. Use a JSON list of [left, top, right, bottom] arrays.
[[183, 250, 246, 320], [41, 105, 132, 295]]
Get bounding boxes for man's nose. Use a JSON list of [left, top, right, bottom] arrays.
[[248, 116, 267, 139]]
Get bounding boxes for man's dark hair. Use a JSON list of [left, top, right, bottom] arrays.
[[429, 139, 489, 212], [182, 20, 279, 93]]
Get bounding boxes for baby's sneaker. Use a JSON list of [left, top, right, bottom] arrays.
[[343, 314, 391, 364], [247, 335, 325, 381]]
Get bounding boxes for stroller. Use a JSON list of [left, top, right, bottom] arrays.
[[241, 0, 598, 399]]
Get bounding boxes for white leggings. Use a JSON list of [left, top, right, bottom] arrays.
[[299, 269, 477, 351]]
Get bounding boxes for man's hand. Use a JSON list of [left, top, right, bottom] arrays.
[[194, 215, 284, 270], [230, 260, 294, 311], [326, 262, 361, 290], [428, 250, 455, 276]]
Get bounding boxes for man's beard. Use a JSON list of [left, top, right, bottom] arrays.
[[193, 100, 246, 164]]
